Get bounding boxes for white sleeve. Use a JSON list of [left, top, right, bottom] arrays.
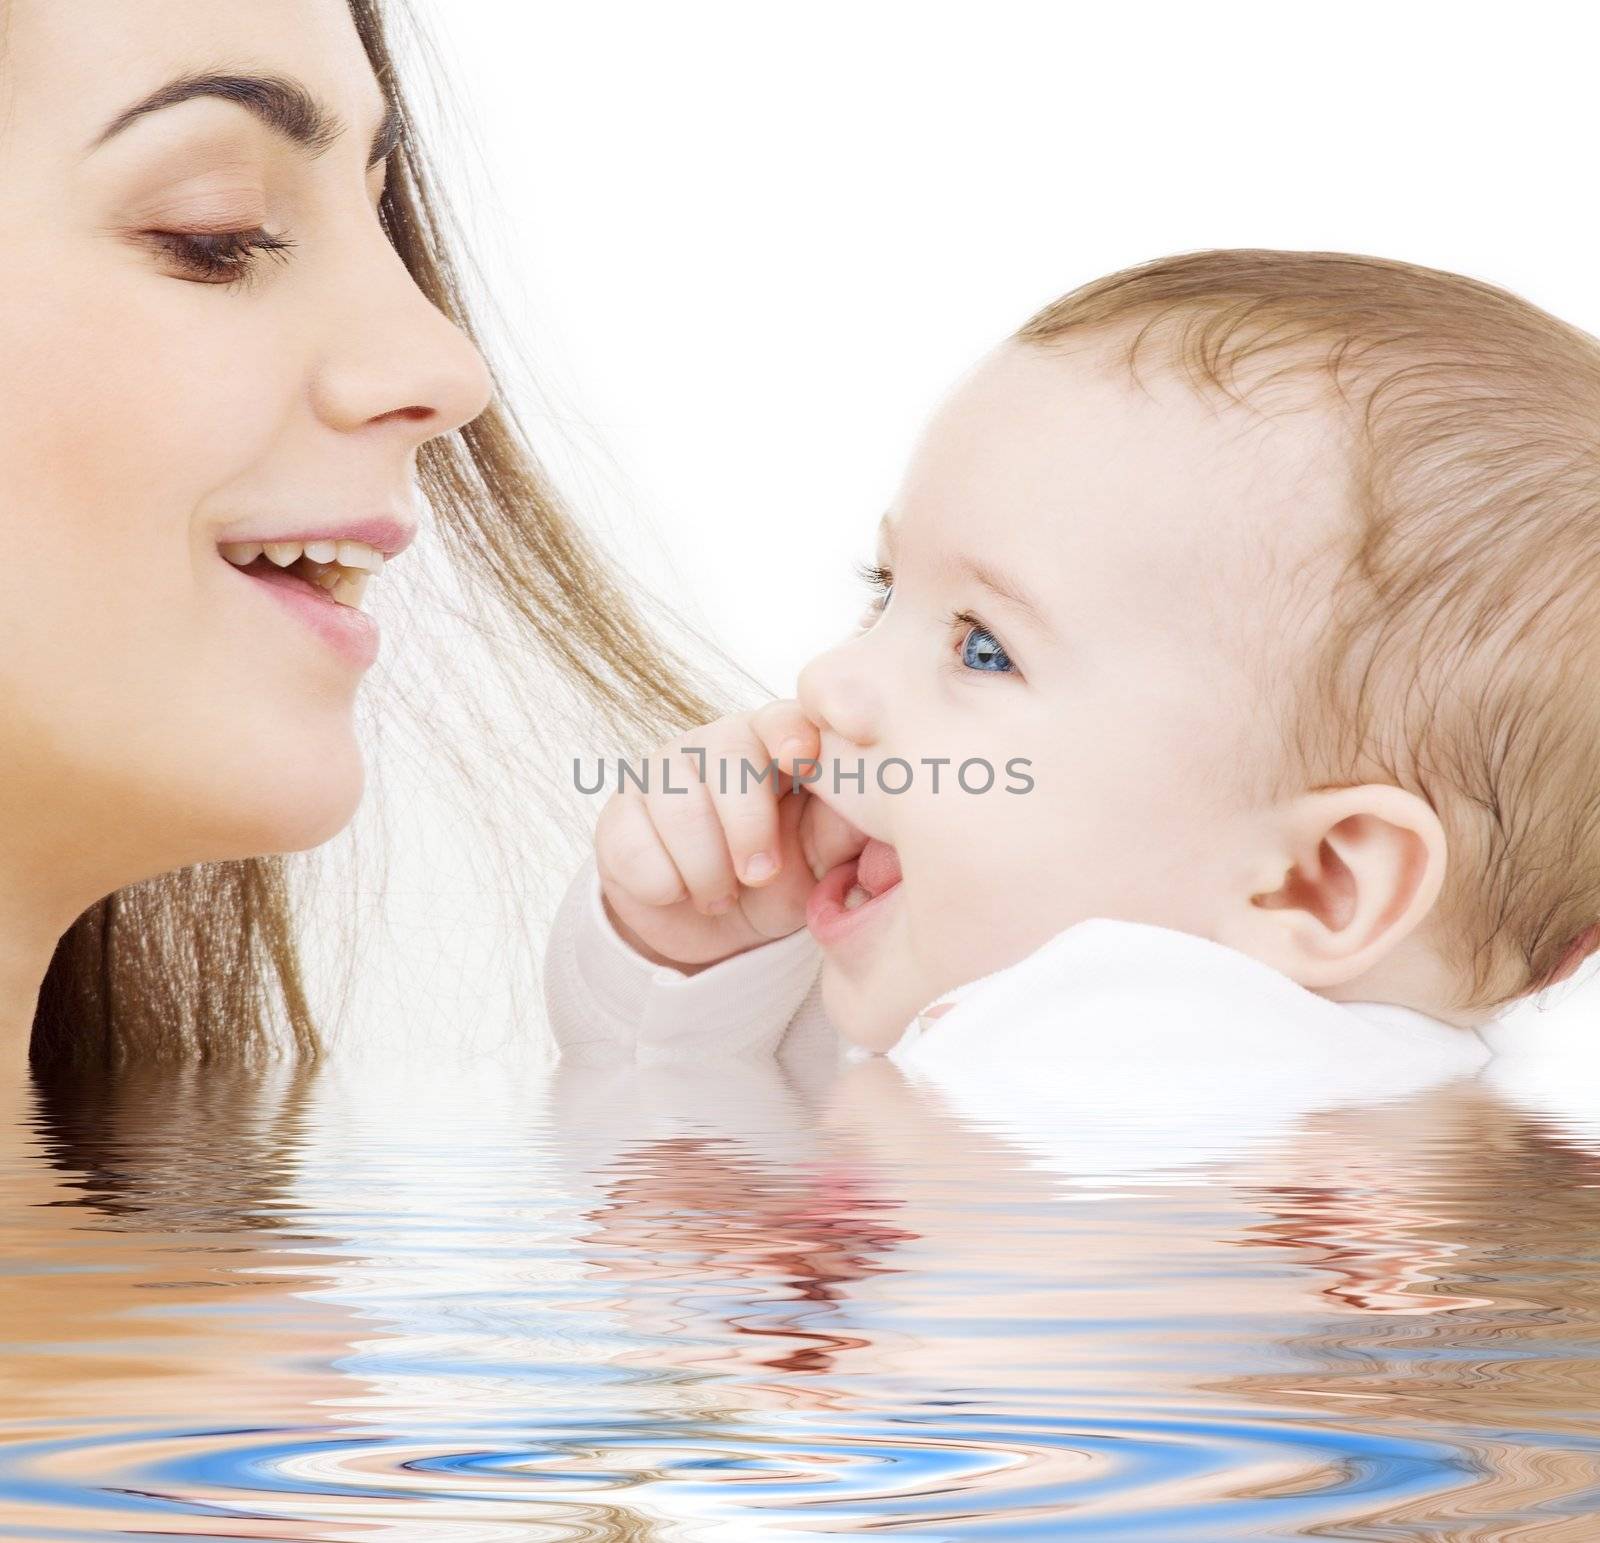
[[541, 852, 840, 1065]]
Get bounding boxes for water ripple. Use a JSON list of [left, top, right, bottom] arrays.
[[6, 1055, 1600, 1538]]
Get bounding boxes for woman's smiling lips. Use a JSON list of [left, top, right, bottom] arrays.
[[215, 515, 416, 672], [223, 554, 381, 670], [216, 515, 419, 561], [806, 836, 904, 948]]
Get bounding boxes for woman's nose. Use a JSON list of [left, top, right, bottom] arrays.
[[309, 229, 495, 445], [796, 639, 882, 747]]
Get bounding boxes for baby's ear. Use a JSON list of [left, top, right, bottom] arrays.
[[1231, 784, 1449, 990]]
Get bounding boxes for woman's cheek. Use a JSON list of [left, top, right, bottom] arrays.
[[0, 258, 354, 861]]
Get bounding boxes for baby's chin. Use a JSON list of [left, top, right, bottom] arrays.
[[818, 959, 930, 1055]]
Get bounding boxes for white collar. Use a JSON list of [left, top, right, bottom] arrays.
[[883, 917, 1492, 1181], [891, 915, 1493, 1066], [1340, 997, 1482, 1037]]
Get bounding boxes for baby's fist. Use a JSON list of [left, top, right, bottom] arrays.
[[593, 699, 822, 972]]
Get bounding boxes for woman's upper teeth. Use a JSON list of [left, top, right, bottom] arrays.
[[219, 538, 387, 574]]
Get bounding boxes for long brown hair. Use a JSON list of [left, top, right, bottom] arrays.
[[30, 0, 751, 1069]]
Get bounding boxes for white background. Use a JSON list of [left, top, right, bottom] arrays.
[[407, 0, 1600, 697], [333, 1, 1600, 1050]]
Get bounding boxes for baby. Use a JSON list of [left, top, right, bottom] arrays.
[[544, 248, 1600, 1062]]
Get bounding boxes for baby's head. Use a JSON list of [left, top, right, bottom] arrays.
[[796, 249, 1600, 1051]]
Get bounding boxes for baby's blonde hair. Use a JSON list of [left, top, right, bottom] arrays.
[[1016, 249, 1600, 1014]]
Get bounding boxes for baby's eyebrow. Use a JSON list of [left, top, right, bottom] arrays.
[[878, 513, 1054, 639], [950, 554, 1054, 637]]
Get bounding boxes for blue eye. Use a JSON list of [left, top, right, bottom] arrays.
[[854, 559, 1017, 676], [958, 618, 1013, 673]]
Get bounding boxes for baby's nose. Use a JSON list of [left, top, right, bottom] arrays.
[[795, 647, 881, 747]]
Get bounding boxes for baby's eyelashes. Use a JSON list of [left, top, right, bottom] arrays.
[[853, 559, 894, 622]]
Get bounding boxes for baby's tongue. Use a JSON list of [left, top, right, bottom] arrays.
[[855, 837, 902, 897]]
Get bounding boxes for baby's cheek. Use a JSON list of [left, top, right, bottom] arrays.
[[911, 829, 1073, 990], [903, 868, 995, 995]]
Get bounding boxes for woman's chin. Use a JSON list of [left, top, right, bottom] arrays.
[[191, 733, 368, 860]]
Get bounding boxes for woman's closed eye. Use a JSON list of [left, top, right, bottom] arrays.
[[139, 226, 296, 287], [852, 559, 1019, 677]]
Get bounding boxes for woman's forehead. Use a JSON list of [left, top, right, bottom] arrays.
[[0, 0, 375, 136]]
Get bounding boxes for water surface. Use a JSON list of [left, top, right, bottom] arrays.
[[4, 1042, 1600, 1539]]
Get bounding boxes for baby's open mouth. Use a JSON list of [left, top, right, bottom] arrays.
[[843, 837, 902, 909], [805, 836, 903, 946]]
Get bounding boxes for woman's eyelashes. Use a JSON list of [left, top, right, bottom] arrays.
[[139, 226, 297, 288], [852, 559, 1018, 676]]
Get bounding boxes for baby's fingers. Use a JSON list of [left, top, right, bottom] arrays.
[[594, 791, 686, 908], [700, 716, 788, 886], [749, 698, 821, 790], [645, 747, 742, 914], [798, 787, 871, 882]]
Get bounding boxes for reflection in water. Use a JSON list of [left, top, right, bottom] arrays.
[[3, 1036, 1600, 1538], [572, 1130, 918, 1379]]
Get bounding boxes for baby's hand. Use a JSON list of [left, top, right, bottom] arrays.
[[593, 699, 863, 972]]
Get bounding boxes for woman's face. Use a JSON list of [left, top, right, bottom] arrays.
[[0, 0, 492, 912]]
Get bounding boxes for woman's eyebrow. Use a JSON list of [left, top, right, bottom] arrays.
[[85, 72, 402, 169]]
